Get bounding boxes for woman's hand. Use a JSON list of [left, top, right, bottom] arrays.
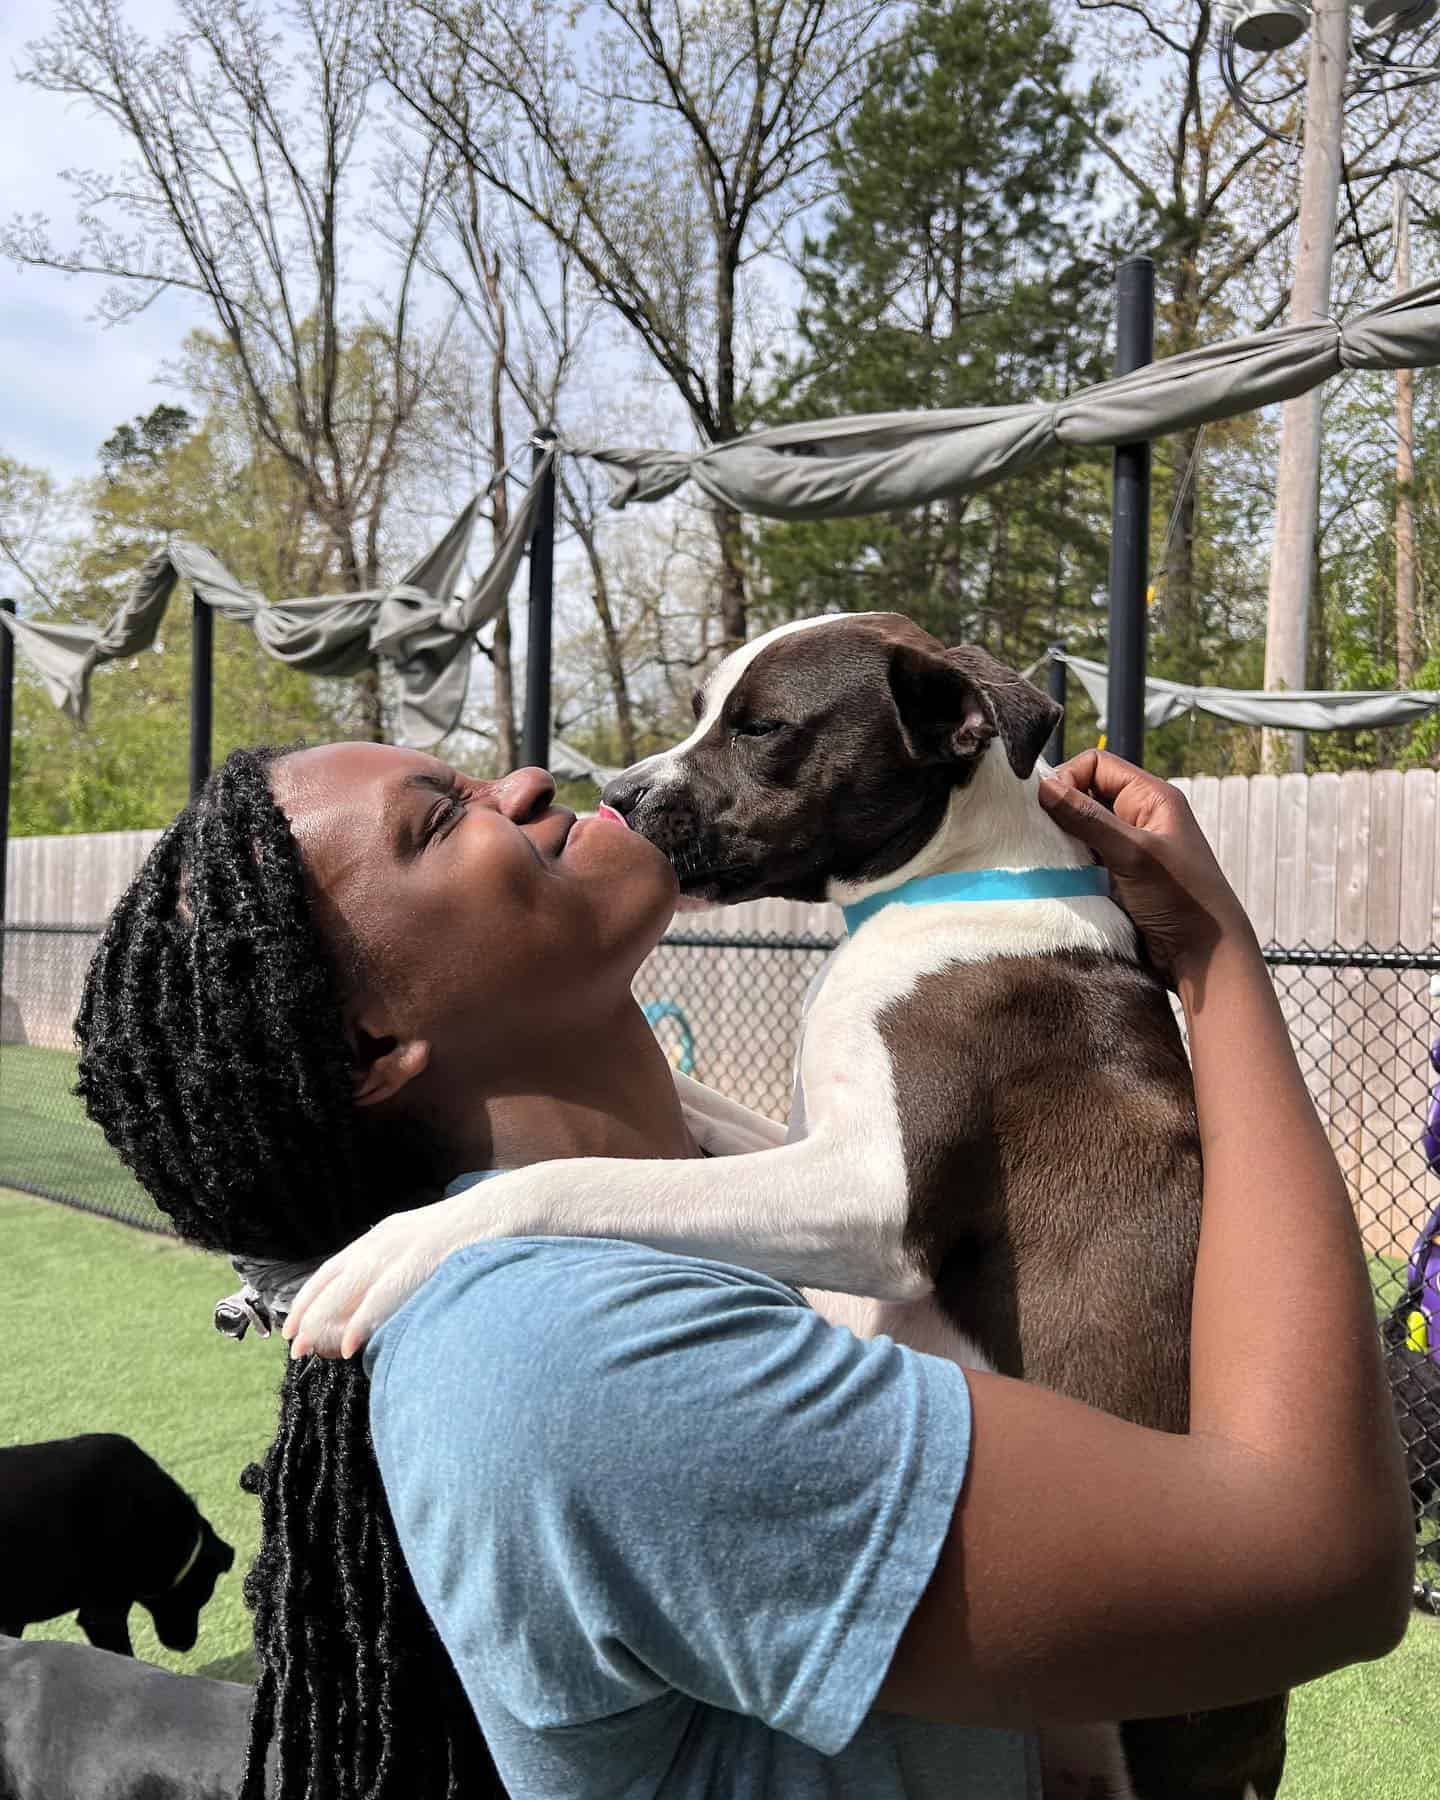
[[1038, 748, 1254, 987]]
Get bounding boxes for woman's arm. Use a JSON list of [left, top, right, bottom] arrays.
[[878, 752, 1414, 1726]]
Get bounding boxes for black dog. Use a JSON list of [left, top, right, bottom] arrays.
[[0, 1634, 251, 1800], [0, 1435, 234, 1657]]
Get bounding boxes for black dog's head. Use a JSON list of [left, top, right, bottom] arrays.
[[601, 613, 1061, 905], [144, 1517, 235, 1652]]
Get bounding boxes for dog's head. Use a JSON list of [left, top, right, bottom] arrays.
[[144, 1517, 235, 1653], [601, 613, 1061, 904]]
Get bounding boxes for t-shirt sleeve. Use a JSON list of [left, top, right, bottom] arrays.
[[366, 1237, 971, 1757]]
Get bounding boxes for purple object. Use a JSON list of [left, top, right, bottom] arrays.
[[1414, 1030, 1440, 1364]]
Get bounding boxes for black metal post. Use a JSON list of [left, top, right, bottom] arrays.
[[0, 600, 14, 1032], [189, 592, 213, 799], [1043, 645, 1066, 766], [521, 432, 558, 770], [1106, 256, 1154, 766]]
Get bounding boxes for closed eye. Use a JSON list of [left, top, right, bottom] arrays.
[[733, 719, 786, 739], [420, 780, 468, 847]]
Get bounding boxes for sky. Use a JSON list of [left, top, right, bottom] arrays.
[[0, 0, 207, 481]]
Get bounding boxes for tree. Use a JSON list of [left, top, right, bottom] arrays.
[[0, 455, 69, 611], [1057, 0, 1440, 696], [5, 0, 454, 737], [9, 401, 353, 835], [381, 0, 897, 655], [751, 0, 1113, 663]]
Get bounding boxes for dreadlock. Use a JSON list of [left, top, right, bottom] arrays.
[[74, 745, 503, 1799]]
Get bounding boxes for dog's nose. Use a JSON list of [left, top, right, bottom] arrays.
[[601, 771, 652, 817]]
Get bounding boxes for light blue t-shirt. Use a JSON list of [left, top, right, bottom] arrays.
[[366, 1234, 1040, 1799]]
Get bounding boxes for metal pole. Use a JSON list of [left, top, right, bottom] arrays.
[[1106, 256, 1154, 767], [0, 600, 14, 1035], [189, 592, 213, 799], [1261, 0, 1349, 773], [1043, 645, 1066, 767], [521, 433, 558, 770]]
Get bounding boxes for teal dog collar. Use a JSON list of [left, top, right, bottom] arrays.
[[842, 865, 1109, 935]]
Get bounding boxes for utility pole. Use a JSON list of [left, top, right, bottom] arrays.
[[1261, 0, 1350, 773], [1394, 181, 1418, 687]]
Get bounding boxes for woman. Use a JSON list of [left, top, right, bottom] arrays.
[[74, 739, 1411, 1799]]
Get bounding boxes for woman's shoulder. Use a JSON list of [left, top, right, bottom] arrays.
[[366, 1236, 812, 1418], [363, 1237, 826, 1526]]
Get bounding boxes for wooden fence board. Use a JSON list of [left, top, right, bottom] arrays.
[[1217, 775, 1250, 901], [1274, 774, 1309, 948], [1245, 775, 1278, 945]]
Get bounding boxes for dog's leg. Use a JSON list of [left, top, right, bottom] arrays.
[[289, 1121, 935, 1359], [77, 1604, 133, 1657]]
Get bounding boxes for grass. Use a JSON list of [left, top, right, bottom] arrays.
[[1, 1187, 1438, 1794]]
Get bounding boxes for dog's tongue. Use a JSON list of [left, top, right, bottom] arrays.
[[596, 803, 629, 828]]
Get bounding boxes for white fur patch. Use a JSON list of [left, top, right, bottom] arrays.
[[633, 613, 881, 788]]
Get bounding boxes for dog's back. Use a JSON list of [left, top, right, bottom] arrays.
[[0, 1634, 251, 1800], [889, 948, 1200, 1430], [877, 944, 1288, 1800]]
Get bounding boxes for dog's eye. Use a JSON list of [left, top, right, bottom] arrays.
[[733, 718, 785, 739]]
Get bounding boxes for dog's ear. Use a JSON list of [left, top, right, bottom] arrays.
[[888, 642, 1061, 780]]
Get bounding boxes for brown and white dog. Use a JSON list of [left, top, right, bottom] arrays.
[[335, 612, 1287, 1796]]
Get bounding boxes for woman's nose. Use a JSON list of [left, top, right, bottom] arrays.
[[494, 766, 556, 822]]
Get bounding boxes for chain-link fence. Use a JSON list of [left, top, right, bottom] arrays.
[[3, 920, 1439, 1604]]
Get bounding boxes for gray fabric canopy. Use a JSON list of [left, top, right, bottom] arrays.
[[1061, 653, 1440, 734], [1, 450, 553, 746], [587, 277, 1440, 519], [7, 276, 1440, 747]]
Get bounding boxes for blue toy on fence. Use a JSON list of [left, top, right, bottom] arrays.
[[642, 1000, 696, 1077]]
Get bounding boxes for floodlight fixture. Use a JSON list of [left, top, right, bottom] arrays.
[[1360, 0, 1438, 32], [1219, 0, 1440, 143], [1230, 0, 1310, 51]]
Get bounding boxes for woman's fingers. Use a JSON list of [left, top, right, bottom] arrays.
[[1037, 774, 1149, 872]]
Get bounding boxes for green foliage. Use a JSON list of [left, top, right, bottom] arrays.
[[10, 396, 354, 836], [748, 0, 1114, 671]]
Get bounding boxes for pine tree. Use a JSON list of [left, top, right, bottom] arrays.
[[751, 0, 1113, 664]]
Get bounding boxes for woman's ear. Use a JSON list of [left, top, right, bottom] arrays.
[[348, 1005, 432, 1109]]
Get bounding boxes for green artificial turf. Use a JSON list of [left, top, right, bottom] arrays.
[[2, 1186, 1438, 1796]]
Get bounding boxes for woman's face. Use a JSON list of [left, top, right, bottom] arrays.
[[270, 743, 679, 1100]]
